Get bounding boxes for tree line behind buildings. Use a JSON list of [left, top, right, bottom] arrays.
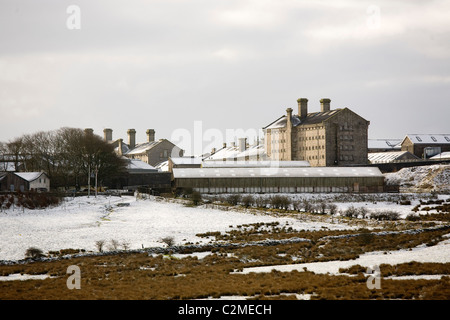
[[0, 127, 127, 191]]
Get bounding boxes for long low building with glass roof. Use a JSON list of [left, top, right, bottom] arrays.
[[172, 166, 385, 194]]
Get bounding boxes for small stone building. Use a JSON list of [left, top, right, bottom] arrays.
[[401, 134, 450, 159], [103, 128, 184, 167], [0, 172, 50, 192], [263, 98, 370, 167]]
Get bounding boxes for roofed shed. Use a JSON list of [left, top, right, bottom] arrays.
[[173, 167, 384, 194], [1, 172, 50, 192]]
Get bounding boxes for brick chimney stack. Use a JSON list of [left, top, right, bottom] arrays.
[[146, 129, 155, 142], [238, 138, 247, 152], [297, 98, 308, 120], [118, 139, 123, 156], [320, 98, 331, 112], [103, 128, 112, 142], [286, 108, 293, 128], [127, 129, 136, 150]]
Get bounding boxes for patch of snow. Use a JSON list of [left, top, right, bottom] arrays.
[[0, 273, 53, 281], [237, 237, 450, 275], [385, 275, 446, 280]]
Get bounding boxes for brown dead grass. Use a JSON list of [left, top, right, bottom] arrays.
[[1, 224, 449, 300], [340, 262, 450, 277], [0, 255, 448, 300]]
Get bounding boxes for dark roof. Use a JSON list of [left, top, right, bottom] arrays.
[[263, 109, 342, 129]]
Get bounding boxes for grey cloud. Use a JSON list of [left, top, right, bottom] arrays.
[[1, 0, 449, 144]]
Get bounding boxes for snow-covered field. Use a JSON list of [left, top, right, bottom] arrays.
[[0, 194, 351, 262], [248, 192, 450, 219], [1, 191, 449, 264], [0, 163, 449, 268]]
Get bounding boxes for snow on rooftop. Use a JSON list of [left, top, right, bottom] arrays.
[[202, 160, 310, 168], [114, 144, 130, 155], [170, 157, 202, 165], [204, 146, 240, 160], [173, 167, 383, 179], [155, 160, 169, 172], [406, 134, 450, 144], [14, 172, 46, 182], [368, 151, 418, 163], [125, 141, 160, 155], [127, 159, 157, 171], [430, 152, 450, 160], [263, 109, 341, 130], [203, 143, 267, 162]]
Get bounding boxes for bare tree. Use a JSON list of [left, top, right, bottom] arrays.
[[1, 127, 127, 190], [95, 240, 105, 252], [109, 239, 120, 250], [161, 236, 175, 247], [328, 203, 338, 215], [6, 137, 26, 172], [25, 247, 44, 260]]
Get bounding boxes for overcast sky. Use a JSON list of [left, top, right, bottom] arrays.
[[1, 0, 449, 155]]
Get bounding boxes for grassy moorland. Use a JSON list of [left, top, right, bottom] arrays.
[[0, 195, 449, 300]]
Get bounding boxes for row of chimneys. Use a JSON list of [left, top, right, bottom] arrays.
[[294, 98, 331, 119], [211, 138, 250, 155], [91, 98, 331, 155], [102, 128, 155, 150]]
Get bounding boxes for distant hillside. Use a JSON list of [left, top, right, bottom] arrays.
[[384, 164, 450, 193]]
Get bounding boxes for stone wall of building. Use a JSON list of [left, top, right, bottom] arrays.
[[264, 102, 369, 167], [323, 108, 369, 166], [292, 124, 327, 166]]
